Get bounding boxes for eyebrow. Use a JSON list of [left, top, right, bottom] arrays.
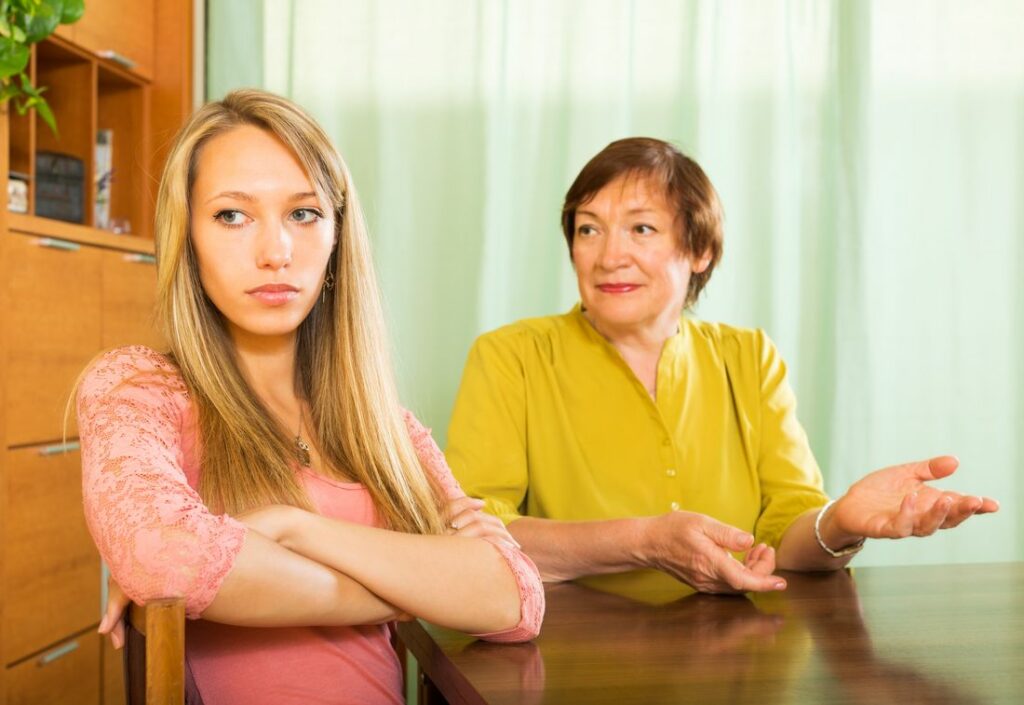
[[204, 191, 320, 205], [576, 207, 657, 218]]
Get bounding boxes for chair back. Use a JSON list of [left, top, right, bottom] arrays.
[[124, 598, 201, 705]]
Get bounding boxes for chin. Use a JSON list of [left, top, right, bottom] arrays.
[[228, 312, 312, 340]]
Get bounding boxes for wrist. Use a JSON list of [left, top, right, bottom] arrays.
[[816, 498, 865, 556], [630, 516, 661, 570]]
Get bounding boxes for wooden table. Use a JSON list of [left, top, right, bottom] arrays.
[[398, 563, 1024, 704]]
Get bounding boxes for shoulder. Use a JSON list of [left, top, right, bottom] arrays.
[[477, 312, 571, 345], [685, 318, 764, 348], [684, 318, 773, 361], [78, 345, 187, 404], [470, 311, 579, 362]]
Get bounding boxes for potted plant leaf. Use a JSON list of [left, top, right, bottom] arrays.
[[0, 0, 85, 132]]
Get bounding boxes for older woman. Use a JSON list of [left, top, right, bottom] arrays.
[[446, 137, 998, 594]]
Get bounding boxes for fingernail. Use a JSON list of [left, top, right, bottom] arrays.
[[774, 581, 786, 590]]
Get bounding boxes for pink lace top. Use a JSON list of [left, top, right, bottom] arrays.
[[78, 346, 544, 704]]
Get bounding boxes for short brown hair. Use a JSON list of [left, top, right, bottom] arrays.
[[561, 137, 724, 307]]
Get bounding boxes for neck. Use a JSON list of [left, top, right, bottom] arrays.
[[582, 308, 680, 358], [582, 307, 681, 399], [229, 328, 301, 408]]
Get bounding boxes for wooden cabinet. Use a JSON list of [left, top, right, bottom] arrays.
[[101, 249, 163, 351], [2, 232, 103, 447], [6, 632, 101, 705], [73, 0, 155, 80], [3, 446, 100, 664], [1, 3, 193, 702], [101, 637, 125, 705]]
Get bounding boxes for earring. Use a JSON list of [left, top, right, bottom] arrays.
[[322, 265, 335, 302]]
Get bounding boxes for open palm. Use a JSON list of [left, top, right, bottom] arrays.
[[831, 456, 999, 539]]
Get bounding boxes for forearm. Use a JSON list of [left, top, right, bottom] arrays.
[[775, 508, 859, 572], [281, 514, 521, 634], [202, 529, 400, 627], [507, 516, 649, 582]]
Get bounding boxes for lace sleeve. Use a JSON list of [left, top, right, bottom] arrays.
[[403, 409, 545, 642], [78, 347, 247, 619]]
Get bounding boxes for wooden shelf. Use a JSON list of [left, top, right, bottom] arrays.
[[7, 213, 154, 254], [7, 36, 154, 239]]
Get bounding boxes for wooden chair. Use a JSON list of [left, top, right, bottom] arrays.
[[124, 598, 202, 705]]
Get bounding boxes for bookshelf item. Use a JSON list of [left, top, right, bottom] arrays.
[[8, 172, 28, 213], [35, 151, 86, 224], [94, 129, 113, 230]]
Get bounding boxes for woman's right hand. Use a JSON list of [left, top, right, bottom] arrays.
[[445, 496, 522, 551], [98, 574, 131, 649], [639, 510, 787, 594]]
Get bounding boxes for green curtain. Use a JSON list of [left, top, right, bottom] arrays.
[[206, 0, 1023, 567]]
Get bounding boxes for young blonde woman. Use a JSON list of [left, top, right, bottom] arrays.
[[77, 89, 543, 704]]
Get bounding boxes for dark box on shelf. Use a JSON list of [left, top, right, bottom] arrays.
[[35, 151, 85, 224]]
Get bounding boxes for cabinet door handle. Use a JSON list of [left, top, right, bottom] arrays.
[[124, 253, 156, 265], [97, 49, 136, 70], [39, 441, 81, 456], [38, 640, 79, 666], [36, 237, 80, 252]]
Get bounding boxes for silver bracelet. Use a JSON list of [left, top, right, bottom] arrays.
[[814, 499, 866, 558]]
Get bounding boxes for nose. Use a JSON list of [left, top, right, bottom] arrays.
[[255, 222, 292, 270], [598, 231, 630, 270]]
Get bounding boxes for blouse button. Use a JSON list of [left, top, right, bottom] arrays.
[[670, 501, 681, 511], [665, 468, 677, 478]]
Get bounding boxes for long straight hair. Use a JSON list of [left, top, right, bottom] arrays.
[[154, 89, 445, 534]]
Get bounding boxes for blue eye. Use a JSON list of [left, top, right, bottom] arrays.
[[213, 210, 247, 228], [290, 208, 323, 225]]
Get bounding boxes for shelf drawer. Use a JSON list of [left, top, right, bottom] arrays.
[[3, 445, 101, 664], [5, 632, 100, 705], [101, 249, 163, 351], [3, 232, 103, 446]]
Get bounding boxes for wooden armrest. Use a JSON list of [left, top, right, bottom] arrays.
[[126, 598, 186, 704]]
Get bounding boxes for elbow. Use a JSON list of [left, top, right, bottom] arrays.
[[475, 581, 545, 643], [497, 595, 523, 634]]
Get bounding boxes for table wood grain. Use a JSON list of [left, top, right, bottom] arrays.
[[398, 563, 1024, 705]]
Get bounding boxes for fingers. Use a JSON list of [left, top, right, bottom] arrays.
[[914, 455, 959, 481], [99, 578, 131, 649], [882, 492, 917, 538], [913, 494, 953, 536], [744, 543, 777, 577], [445, 497, 485, 529], [715, 552, 786, 593], [978, 497, 1000, 513], [702, 518, 755, 553], [450, 508, 521, 550]]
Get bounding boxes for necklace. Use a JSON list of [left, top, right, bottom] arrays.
[[295, 405, 312, 467]]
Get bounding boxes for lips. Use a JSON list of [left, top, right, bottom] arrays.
[[596, 283, 640, 294], [247, 283, 299, 306]]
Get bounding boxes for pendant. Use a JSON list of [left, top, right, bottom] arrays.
[[296, 437, 311, 467]]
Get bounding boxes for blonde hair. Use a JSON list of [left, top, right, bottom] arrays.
[[154, 88, 445, 534]]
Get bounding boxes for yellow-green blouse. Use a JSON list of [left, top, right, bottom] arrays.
[[446, 305, 829, 550]]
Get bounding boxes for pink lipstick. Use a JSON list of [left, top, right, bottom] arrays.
[[247, 283, 299, 306]]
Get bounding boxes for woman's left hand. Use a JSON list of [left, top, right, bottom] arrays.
[[445, 496, 521, 551], [828, 456, 999, 542], [98, 575, 131, 649]]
